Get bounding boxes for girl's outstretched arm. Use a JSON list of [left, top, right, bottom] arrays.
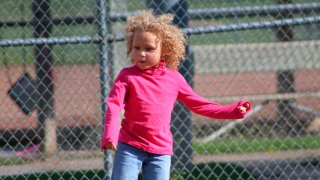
[[177, 73, 251, 119]]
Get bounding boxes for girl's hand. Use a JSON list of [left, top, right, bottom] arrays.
[[237, 102, 250, 114], [103, 142, 117, 151]]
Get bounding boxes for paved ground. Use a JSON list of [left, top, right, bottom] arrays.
[[0, 150, 104, 177], [238, 157, 320, 179], [194, 149, 320, 179], [2, 149, 320, 179]]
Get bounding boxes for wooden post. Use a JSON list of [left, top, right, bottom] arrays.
[[274, 0, 298, 136], [32, 0, 56, 154]]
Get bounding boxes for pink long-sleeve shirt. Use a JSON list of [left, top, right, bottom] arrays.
[[101, 62, 250, 155]]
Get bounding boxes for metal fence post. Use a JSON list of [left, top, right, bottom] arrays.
[[146, 0, 194, 172], [97, 0, 113, 179]]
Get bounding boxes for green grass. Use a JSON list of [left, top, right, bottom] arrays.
[[193, 134, 320, 154], [2, 135, 319, 166], [0, 156, 27, 166], [188, 28, 275, 45]]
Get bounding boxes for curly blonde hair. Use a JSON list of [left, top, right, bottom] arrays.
[[124, 10, 187, 70]]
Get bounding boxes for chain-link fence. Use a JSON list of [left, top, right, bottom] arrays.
[[1, 0, 320, 179]]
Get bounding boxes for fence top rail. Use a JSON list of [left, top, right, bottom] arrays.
[[1, 16, 319, 48], [1, 3, 320, 28], [0, 36, 103, 47]]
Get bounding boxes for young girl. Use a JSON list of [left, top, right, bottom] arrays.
[[101, 10, 251, 180]]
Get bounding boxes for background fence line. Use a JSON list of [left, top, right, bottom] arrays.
[[1, 16, 320, 47]]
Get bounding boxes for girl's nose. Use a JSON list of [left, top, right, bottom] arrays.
[[140, 50, 146, 56]]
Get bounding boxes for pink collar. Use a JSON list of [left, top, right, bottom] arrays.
[[135, 60, 166, 76]]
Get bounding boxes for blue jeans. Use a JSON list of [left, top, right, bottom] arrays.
[[111, 142, 171, 180]]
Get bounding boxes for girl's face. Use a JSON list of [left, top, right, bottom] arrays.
[[131, 31, 162, 70]]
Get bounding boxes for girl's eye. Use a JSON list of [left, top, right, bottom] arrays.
[[133, 47, 140, 50], [146, 48, 155, 51]]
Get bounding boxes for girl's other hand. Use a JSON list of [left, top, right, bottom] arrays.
[[237, 102, 250, 114], [103, 142, 117, 151]]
